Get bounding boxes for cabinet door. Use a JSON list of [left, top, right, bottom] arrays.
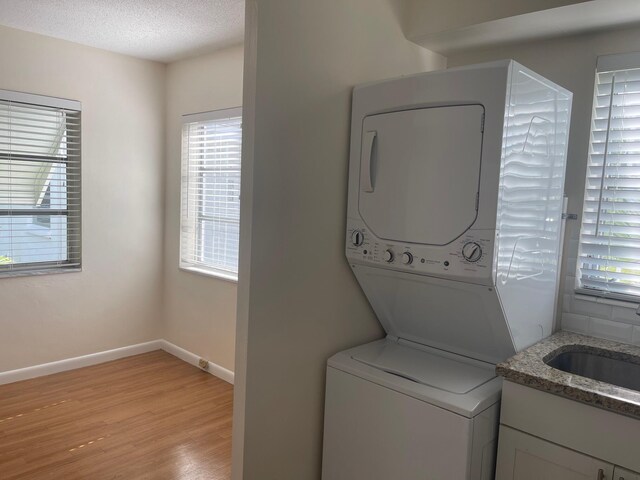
[[614, 466, 640, 480], [496, 426, 614, 480]]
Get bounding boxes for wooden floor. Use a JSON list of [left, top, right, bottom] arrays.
[[0, 351, 233, 479]]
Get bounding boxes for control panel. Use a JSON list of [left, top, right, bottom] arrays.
[[345, 220, 495, 285]]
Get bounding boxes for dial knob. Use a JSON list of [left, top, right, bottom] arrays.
[[462, 242, 482, 262], [401, 252, 413, 265], [383, 250, 394, 263], [351, 229, 364, 246]]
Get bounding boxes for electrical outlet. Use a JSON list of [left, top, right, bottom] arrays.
[[198, 358, 209, 370]]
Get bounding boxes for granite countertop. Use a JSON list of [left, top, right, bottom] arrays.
[[497, 330, 640, 419]]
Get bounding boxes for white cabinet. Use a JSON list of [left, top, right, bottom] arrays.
[[614, 467, 640, 480], [496, 426, 613, 480], [497, 381, 640, 480]]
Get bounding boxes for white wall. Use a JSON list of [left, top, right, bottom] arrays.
[[0, 25, 166, 371], [232, 1, 445, 478], [447, 25, 640, 345], [163, 45, 244, 372]]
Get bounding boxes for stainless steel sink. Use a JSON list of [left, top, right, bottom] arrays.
[[545, 348, 640, 391]]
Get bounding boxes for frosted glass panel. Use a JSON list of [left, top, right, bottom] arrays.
[[497, 71, 570, 285]]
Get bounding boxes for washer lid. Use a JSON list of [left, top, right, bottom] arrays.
[[328, 338, 502, 417], [351, 339, 495, 394], [358, 104, 484, 246]]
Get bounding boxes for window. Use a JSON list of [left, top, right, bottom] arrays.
[[577, 53, 640, 300], [0, 90, 81, 276], [180, 108, 242, 280]]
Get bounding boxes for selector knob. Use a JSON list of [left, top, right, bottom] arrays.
[[351, 229, 364, 246], [383, 250, 394, 263], [401, 252, 413, 265], [462, 242, 483, 262]]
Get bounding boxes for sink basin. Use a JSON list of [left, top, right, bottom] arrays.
[[545, 348, 640, 391]]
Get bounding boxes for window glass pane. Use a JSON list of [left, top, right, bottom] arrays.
[[0, 95, 81, 275], [577, 66, 640, 299], [0, 103, 66, 158], [0, 215, 67, 264], [180, 108, 242, 278]]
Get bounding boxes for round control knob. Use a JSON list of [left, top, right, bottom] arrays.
[[401, 252, 413, 265], [383, 250, 394, 263], [462, 242, 483, 262], [351, 229, 364, 247]]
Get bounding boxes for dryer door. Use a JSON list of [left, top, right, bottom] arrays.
[[358, 105, 484, 246]]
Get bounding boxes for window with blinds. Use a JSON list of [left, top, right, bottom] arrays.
[[180, 107, 242, 280], [0, 90, 81, 277], [577, 53, 640, 300]]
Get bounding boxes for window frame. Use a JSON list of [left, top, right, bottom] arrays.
[[179, 107, 242, 282], [33, 182, 53, 229], [0, 89, 82, 278], [575, 52, 640, 302]]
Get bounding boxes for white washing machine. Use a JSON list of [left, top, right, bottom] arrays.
[[321, 60, 572, 480], [323, 339, 501, 479]]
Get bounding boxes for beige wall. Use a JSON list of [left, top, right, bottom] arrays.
[[232, 1, 445, 478], [163, 46, 244, 372], [447, 25, 640, 344], [403, 0, 587, 39], [0, 25, 165, 371]]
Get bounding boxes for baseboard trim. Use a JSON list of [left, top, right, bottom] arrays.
[[0, 340, 163, 386], [0, 339, 235, 386], [160, 340, 234, 385]]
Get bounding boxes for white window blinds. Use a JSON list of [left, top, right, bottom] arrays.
[[180, 108, 242, 280], [577, 53, 640, 300], [0, 90, 81, 276]]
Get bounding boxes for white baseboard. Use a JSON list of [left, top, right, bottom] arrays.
[[0, 339, 235, 386], [160, 340, 234, 385], [0, 340, 163, 386]]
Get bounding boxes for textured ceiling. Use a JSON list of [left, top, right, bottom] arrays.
[[0, 0, 244, 63]]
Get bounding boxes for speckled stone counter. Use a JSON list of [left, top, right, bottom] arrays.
[[496, 331, 640, 419]]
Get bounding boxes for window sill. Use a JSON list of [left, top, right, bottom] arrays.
[[574, 292, 639, 310], [0, 267, 82, 279], [179, 265, 238, 283]]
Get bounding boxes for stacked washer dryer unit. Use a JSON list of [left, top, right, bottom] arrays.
[[321, 60, 572, 480]]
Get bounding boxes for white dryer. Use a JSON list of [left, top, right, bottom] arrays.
[[322, 60, 572, 480]]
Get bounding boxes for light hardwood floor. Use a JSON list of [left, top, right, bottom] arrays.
[[0, 350, 233, 479]]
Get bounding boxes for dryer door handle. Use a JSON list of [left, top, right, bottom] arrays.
[[361, 130, 377, 193]]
